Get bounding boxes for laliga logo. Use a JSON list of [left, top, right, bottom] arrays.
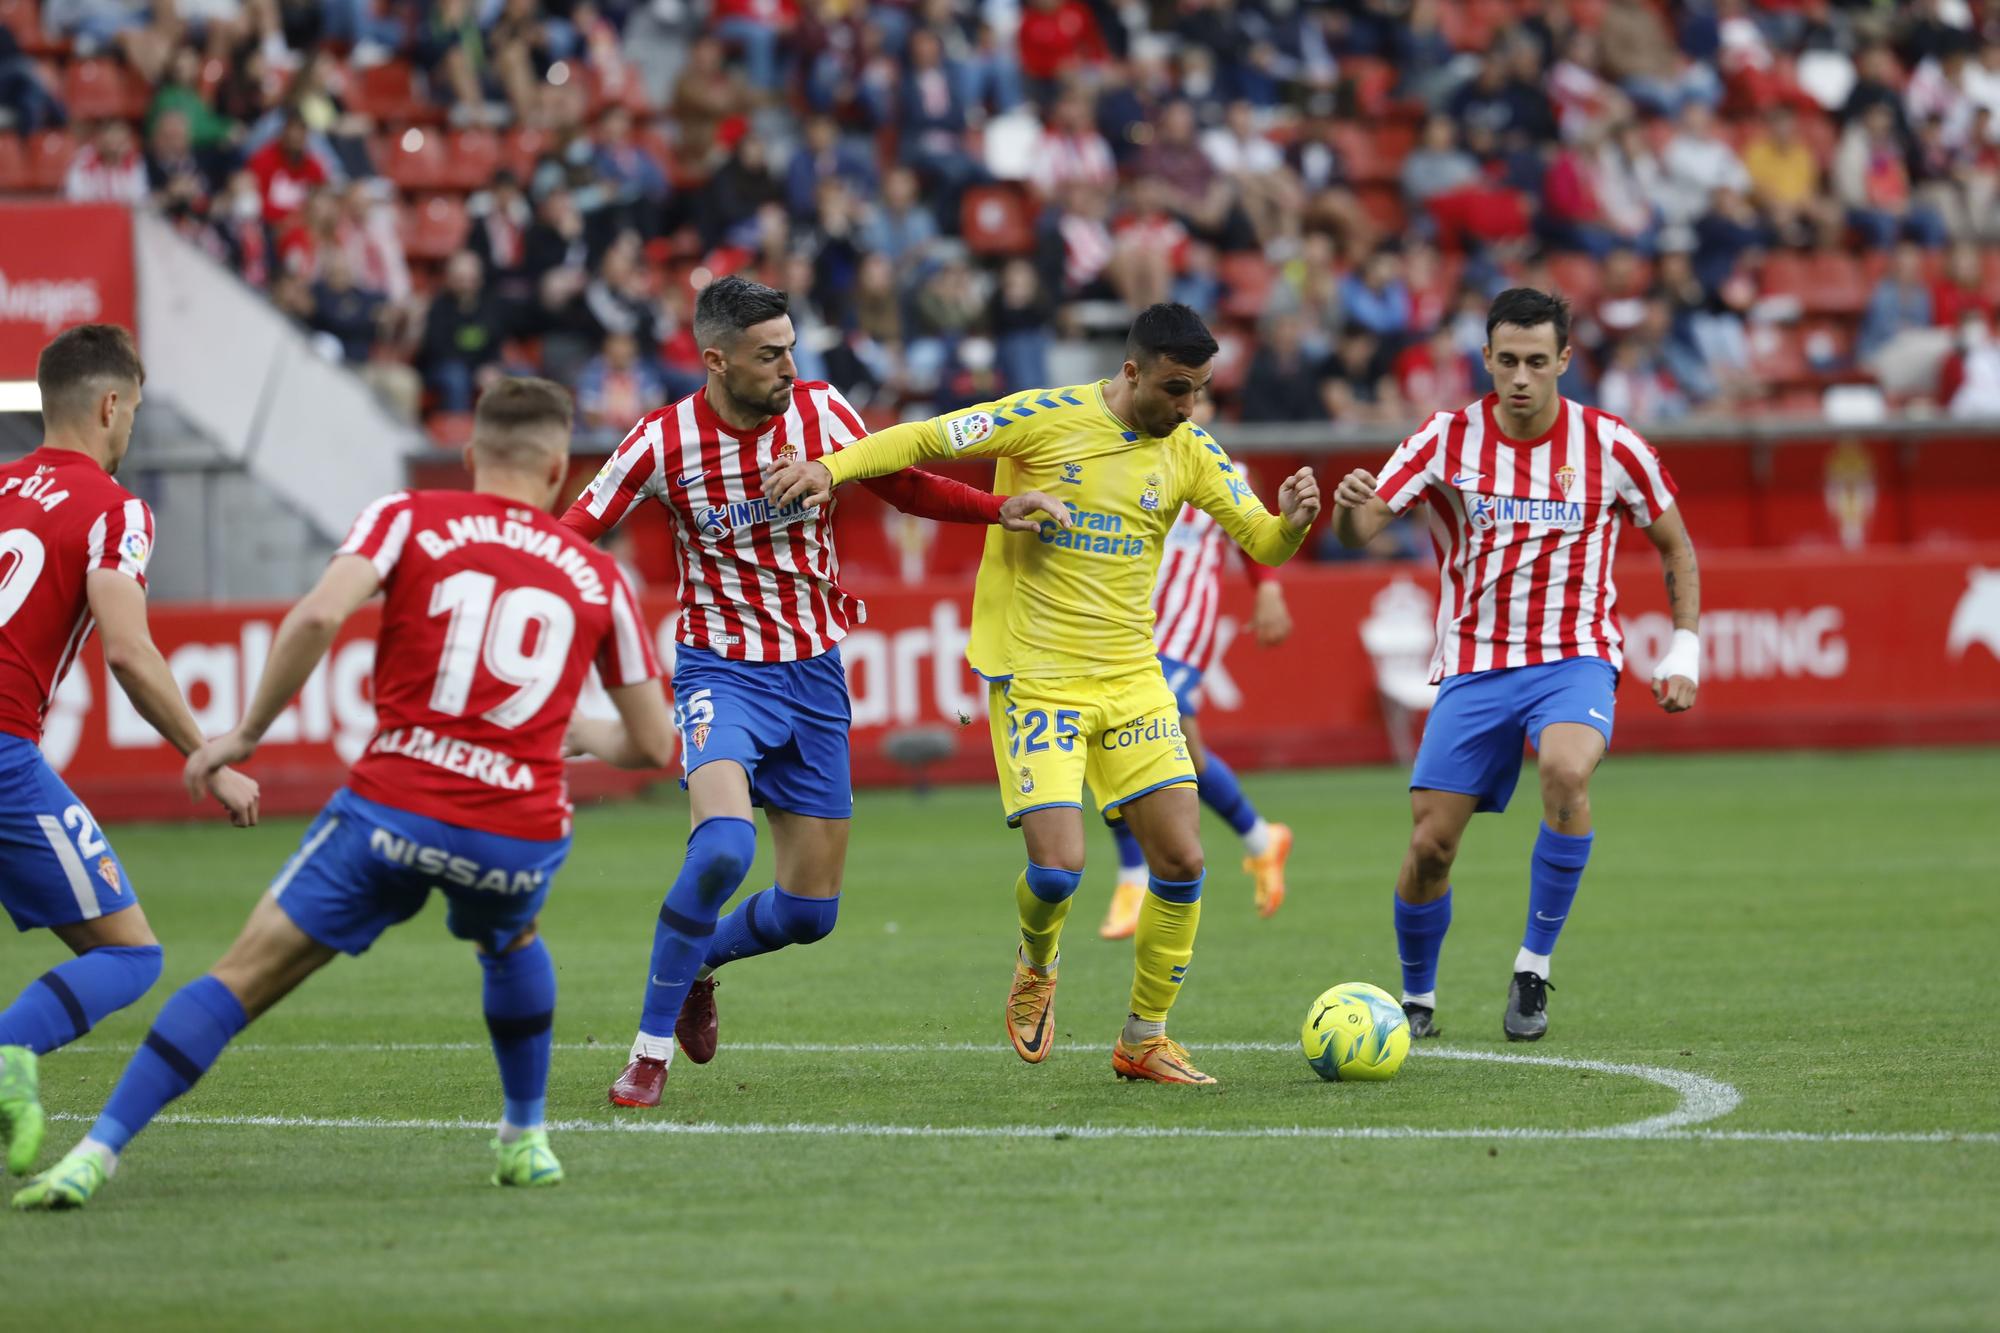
[[1947, 568, 2000, 662]]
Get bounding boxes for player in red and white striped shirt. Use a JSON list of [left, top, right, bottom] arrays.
[[1333, 289, 1702, 1044], [561, 275, 1067, 1107], [1098, 500, 1298, 939]]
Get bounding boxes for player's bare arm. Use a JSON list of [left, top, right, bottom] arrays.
[[183, 554, 382, 801], [1643, 505, 1702, 714], [1331, 468, 1396, 549], [564, 680, 676, 770], [87, 569, 261, 827], [1250, 580, 1293, 648]]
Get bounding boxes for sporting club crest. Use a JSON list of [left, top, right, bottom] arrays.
[[774, 442, 800, 465], [1554, 464, 1579, 501], [96, 856, 121, 894], [691, 723, 711, 752]]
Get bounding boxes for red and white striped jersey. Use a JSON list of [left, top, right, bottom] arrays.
[[0, 447, 154, 744], [1376, 394, 1677, 682], [338, 490, 659, 840], [1151, 504, 1272, 672]]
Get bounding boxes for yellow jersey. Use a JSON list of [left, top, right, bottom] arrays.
[[821, 380, 1309, 679]]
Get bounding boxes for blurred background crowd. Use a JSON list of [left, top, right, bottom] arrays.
[[6, 0, 2000, 440]]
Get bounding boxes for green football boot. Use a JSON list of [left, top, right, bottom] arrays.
[[491, 1131, 563, 1188], [0, 1044, 45, 1174], [11, 1147, 109, 1211]]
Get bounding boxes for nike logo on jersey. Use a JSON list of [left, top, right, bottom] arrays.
[[673, 470, 706, 489], [1588, 708, 1611, 724], [1450, 471, 1483, 487]]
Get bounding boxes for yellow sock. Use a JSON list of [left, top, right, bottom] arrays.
[[1130, 877, 1203, 1020], [1015, 865, 1077, 969]]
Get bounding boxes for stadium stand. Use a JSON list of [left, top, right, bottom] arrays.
[[2, 0, 1997, 439]]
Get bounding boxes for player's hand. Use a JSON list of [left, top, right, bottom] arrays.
[[1279, 467, 1320, 529], [1651, 673, 1697, 713], [208, 765, 261, 827], [764, 459, 834, 509], [998, 490, 1071, 533], [1250, 581, 1293, 648], [1333, 469, 1380, 511]]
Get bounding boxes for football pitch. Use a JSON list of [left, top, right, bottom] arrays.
[[6, 748, 1997, 1330]]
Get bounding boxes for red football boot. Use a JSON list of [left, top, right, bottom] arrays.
[[608, 1056, 669, 1107], [676, 977, 719, 1064]]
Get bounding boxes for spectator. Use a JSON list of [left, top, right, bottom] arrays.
[[1239, 313, 1329, 422], [1200, 99, 1301, 248], [467, 171, 534, 302], [1105, 175, 1190, 311], [593, 105, 670, 233], [1393, 324, 1476, 414], [988, 257, 1053, 392], [1547, 30, 1619, 142], [310, 250, 385, 365], [694, 133, 784, 249], [1016, 0, 1108, 104], [1944, 315, 2000, 418], [0, 26, 64, 135], [146, 109, 214, 216], [1742, 105, 1835, 246], [1400, 115, 1481, 211], [1319, 329, 1398, 424], [1136, 100, 1256, 251], [581, 232, 662, 348], [1601, 0, 1721, 118], [710, 0, 799, 94], [1338, 247, 1413, 344], [907, 254, 984, 391], [1031, 88, 1117, 198], [1841, 44, 1910, 141], [926, 0, 1023, 117], [1597, 332, 1687, 422], [1969, 41, 2000, 128], [1658, 101, 1752, 230], [420, 252, 510, 413], [277, 186, 341, 282], [1693, 187, 1769, 293], [1858, 241, 1953, 396], [899, 26, 983, 204], [1542, 124, 1619, 256], [671, 35, 751, 159], [212, 168, 274, 287], [416, 0, 507, 125], [524, 186, 591, 283], [575, 331, 668, 434], [1903, 38, 1976, 147], [1836, 102, 1950, 248], [65, 120, 149, 206], [247, 110, 331, 226], [858, 167, 940, 283], [1932, 241, 1996, 328], [784, 115, 876, 220], [337, 179, 412, 303]]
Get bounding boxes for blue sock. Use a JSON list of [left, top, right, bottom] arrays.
[[1522, 824, 1593, 956], [89, 975, 247, 1154], [1394, 890, 1452, 998], [0, 944, 162, 1055], [638, 816, 756, 1041], [481, 937, 556, 1129], [1196, 753, 1260, 837], [1110, 820, 1146, 876], [704, 886, 839, 970]]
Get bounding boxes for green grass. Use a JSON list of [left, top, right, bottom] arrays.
[[6, 749, 1999, 1330]]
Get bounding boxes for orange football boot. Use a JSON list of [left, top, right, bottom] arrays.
[[1112, 1034, 1217, 1085], [1244, 822, 1293, 919], [1006, 954, 1058, 1064]]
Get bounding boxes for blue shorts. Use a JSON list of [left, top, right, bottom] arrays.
[[0, 735, 137, 932], [671, 645, 854, 820], [271, 789, 570, 956], [1158, 654, 1205, 718], [1410, 658, 1618, 814]]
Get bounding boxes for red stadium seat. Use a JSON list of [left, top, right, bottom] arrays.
[[1758, 251, 1808, 300], [503, 127, 553, 180], [0, 0, 65, 56], [443, 129, 502, 191], [402, 194, 469, 260], [1329, 122, 1412, 187], [381, 127, 450, 190], [1344, 57, 1396, 117], [0, 134, 26, 192], [427, 412, 476, 448], [349, 60, 436, 124], [1545, 253, 1602, 309], [1800, 252, 1869, 317], [26, 130, 75, 192], [63, 59, 147, 122], [960, 184, 1034, 257], [1218, 252, 1275, 322]]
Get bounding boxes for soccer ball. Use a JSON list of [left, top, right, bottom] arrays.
[[1300, 981, 1411, 1082]]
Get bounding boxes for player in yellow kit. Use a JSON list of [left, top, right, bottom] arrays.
[[767, 304, 1319, 1084]]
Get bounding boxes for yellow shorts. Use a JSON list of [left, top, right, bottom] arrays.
[[987, 665, 1195, 827]]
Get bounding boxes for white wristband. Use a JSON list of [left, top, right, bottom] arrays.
[[1651, 628, 1701, 685]]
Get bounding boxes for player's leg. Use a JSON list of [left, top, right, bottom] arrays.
[[1505, 659, 1617, 1041], [1395, 670, 1528, 1037], [613, 758, 758, 1105], [476, 925, 564, 1187], [1008, 805, 1084, 1063], [13, 894, 337, 1210], [1184, 713, 1293, 919], [1111, 784, 1214, 1084]]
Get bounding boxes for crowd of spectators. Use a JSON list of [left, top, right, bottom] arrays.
[[7, 0, 2000, 434]]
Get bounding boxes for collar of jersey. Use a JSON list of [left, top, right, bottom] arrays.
[[1091, 380, 1145, 438], [1481, 392, 1568, 449], [692, 384, 776, 444]]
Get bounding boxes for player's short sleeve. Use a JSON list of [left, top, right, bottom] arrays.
[[1607, 425, 1678, 527], [564, 413, 665, 541], [594, 566, 661, 688], [1375, 414, 1451, 515], [818, 384, 870, 449], [87, 497, 155, 588], [337, 491, 417, 578]]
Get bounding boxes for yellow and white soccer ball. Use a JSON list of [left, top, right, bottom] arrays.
[[1301, 981, 1411, 1082]]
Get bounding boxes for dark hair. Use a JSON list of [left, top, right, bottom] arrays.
[[1127, 302, 1219, 369], [1485, 287, 1572, 351], [693, 274, 789, 352], [473, 377, 573, 466], [37, 324, 144, 426]]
